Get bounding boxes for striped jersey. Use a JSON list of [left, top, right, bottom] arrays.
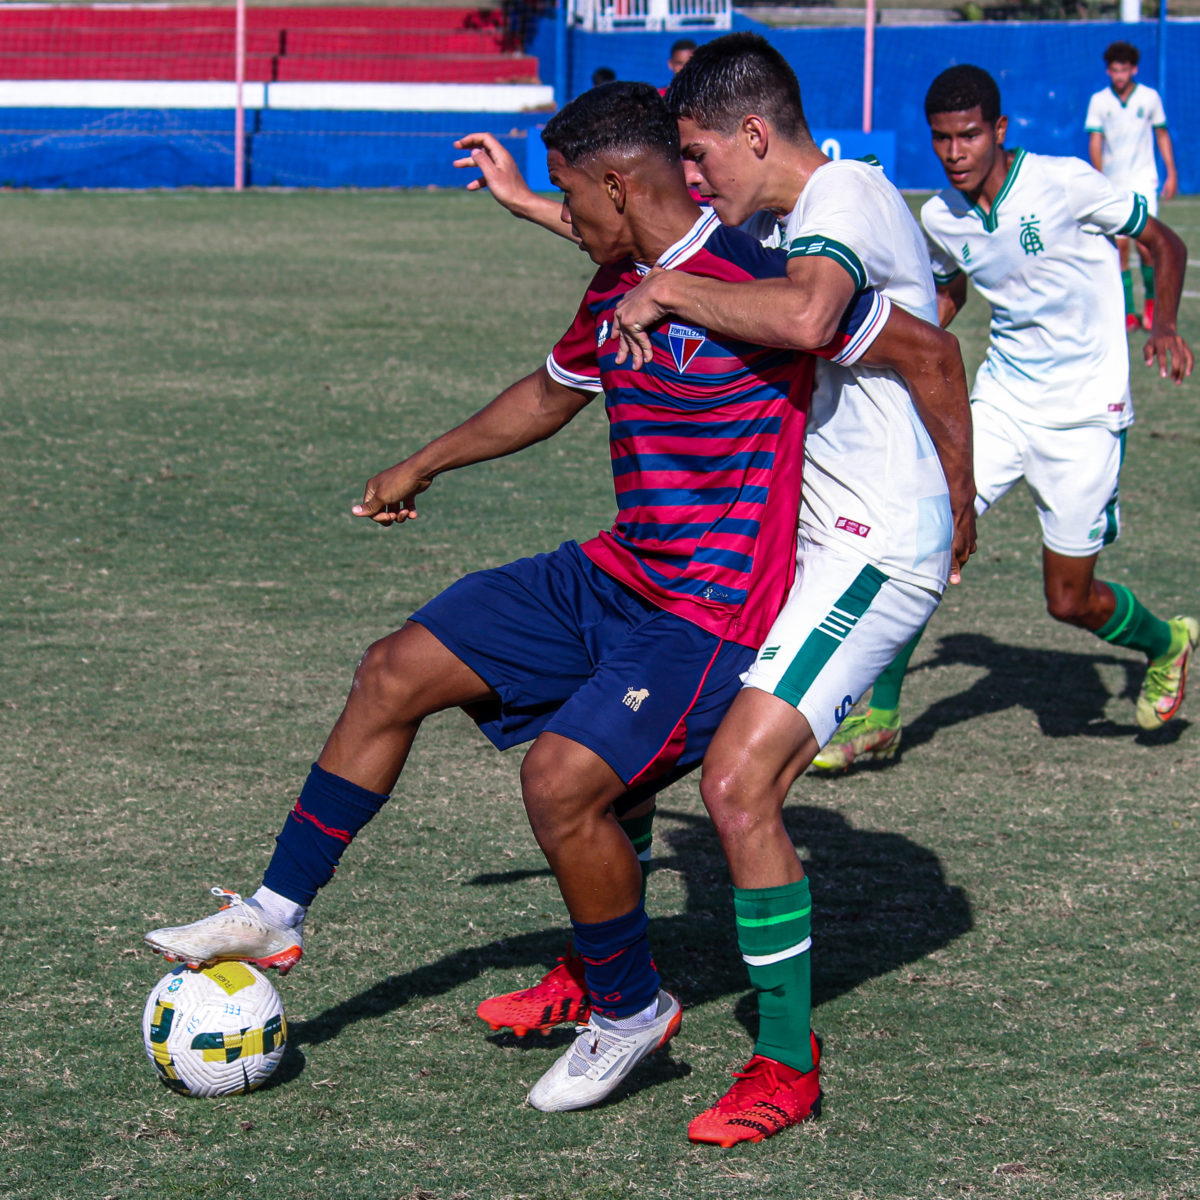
[[547, 208, 886, 649], [922, 149, 1147, 430]]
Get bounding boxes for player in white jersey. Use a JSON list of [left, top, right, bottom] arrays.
[[608, 32, 974, 1145], [1085, 41, 1179, 332], [815, 63, 1195, 775], [453, 34, 975, 1146]]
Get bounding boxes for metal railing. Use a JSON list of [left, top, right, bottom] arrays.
[[570, 0, 732, 33]]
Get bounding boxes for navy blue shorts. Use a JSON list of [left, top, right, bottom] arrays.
[[411, 541, 754, 788]]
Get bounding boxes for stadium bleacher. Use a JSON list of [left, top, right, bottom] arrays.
[[0, 6, 541, 85]]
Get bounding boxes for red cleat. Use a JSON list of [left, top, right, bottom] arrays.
[[1125, 312, 1142, 333], [476, 954, 590, 1037], [1143, 298, 1155, 330], [688, 1035, 822, 1147]]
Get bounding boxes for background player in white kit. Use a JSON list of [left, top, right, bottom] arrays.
[[1086, 41, 1179, 332], [816, 63, 1194, 774]]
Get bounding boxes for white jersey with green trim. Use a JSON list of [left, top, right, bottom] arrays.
[[921, 149, 1146, 431], [746, 157, 952, 594], [1084, 82, 1166, 194]]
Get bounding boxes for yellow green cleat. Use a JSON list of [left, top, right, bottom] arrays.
[[810, 709, 902, 774], [1136, 616, 1199, 730]]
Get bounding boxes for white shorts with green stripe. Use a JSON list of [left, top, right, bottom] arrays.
[[742, 538, 941, 746], [970, 397, 1127, 558]]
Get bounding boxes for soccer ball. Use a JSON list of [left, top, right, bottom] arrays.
[[142, 962, 287, 1097]]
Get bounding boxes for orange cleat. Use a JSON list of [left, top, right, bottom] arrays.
[[688, 1035, 822, 1147], [476, 954, 590, 1037]]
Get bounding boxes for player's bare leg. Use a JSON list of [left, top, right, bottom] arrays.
[[476, 793, 658, 1037], [520, 733, 681, 1111], [689, 688, 821, 1145], [145, 622, 497, 970], [1042, 548, 1197, 728]]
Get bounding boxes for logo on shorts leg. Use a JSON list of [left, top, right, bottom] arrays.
[[623, 687, 650, 712], [834, 695, 855, 723]]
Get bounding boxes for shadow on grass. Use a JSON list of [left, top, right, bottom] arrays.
[[291, 803, 971, 1052], [898, 632, 1189, 747]]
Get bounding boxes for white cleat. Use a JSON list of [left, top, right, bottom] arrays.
[[144, 887, 303, 975], [527, 990, 681, 1112]]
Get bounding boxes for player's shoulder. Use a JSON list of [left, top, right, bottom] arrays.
[[920, 186, 969, 226], [802, 156, 898, 214], [698, 221, 788, 281]]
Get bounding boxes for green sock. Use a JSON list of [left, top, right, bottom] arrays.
[[1141, 263, 1155, 301], [1095, 582, 1173, 661], [734, 877, 814, 1072], [1122, 269, 1136, 315], [867, 626, 927, 714], [619, 806, 655, 900]]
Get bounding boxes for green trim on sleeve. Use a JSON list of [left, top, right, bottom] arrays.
[[1119, 192, 1149, 238], [932, 266, 963, 286], [786, 235, 867, 291]]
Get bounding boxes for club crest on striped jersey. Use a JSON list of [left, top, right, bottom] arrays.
[[667, 323, 706, 372]]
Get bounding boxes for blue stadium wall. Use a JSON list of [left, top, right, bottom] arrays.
[[0, 18, 1196, 191], [555, 18, 1200, 193]]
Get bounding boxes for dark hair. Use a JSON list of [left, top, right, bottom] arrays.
[[665, 31, 809, 142], [542, 81, 680, 168], [924, 64, 1002, 125], [1104, 41, 1139, 67], [670, 38, 697, 56], [591, 66, 616, 86]]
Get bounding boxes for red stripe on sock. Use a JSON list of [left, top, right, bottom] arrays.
[[290, 800, 352, 844]]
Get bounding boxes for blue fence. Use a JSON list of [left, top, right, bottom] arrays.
[[0, 15, 1195, 191]]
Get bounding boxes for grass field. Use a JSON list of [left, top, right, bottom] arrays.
[[2, 188, 1198, 1200]]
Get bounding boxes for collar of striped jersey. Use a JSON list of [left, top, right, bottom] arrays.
[[635, 206, 723, 276]]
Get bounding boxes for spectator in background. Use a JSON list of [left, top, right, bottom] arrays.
[[668, 38, 696, 76]]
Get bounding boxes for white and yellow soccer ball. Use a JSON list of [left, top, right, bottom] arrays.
[[142, 962, 287, 1097]]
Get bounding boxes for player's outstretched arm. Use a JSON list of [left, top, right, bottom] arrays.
[[453, 131, 579, 243], [858, 310, 977, 583], [612, 256, 855, 369], [352, 367, 595, 525], [1088, 131, 1105, 175], [1135, 216, 1193, 383]]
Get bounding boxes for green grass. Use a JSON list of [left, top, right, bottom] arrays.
[[1, 190, 1198, 1200]]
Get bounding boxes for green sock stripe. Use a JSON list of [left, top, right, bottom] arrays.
[[773, 565, 887, 707], [1096, 582, 1174, 659], [736, 906, 812, 928], [1122, 269, 1136, 314], [619, 808, 654, 856], [1097, 582, 1136, 643], [1141, 263, 1155, 299], [735, 880, 812, 958]]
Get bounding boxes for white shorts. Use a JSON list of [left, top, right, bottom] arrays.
[[971, 399, 1125, 557], [742, 538, 941, 746]]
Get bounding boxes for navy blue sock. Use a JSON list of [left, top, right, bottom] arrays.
[[571, 903, 659, 1020], [261, 763, 389, 907]]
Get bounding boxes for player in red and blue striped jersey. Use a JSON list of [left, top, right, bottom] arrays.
[[144, 82, 893, 1118]]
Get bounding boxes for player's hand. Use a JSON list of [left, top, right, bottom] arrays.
[[1161, 175, 1178, 202], [352, 462, 433, 526], [612, 269, 672, 369], [948, 499, 978, 585], [1143, 324, 1194, 385], [453, 132, 535, 214]]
